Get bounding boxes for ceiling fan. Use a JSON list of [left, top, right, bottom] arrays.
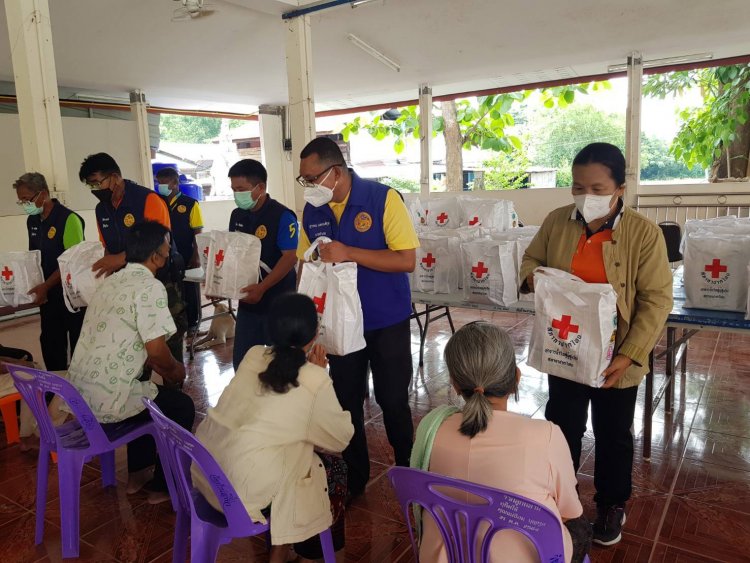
[[172, 0, 217, 21]]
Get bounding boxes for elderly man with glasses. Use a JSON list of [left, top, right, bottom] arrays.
[[296, 137, 419, 500], [78, 153, 189, 370]]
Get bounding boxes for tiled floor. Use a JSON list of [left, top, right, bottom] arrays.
[[2, 308, 750, 562]]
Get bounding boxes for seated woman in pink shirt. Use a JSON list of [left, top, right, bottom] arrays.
[[412, 322, 591, 563]]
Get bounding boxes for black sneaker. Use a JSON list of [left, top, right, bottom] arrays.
[[592, 504, 626, 546]]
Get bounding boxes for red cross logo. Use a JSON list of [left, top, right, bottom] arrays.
[[552, 315, 579, 340], [436, 212, 449, 225], [1, 266, 13, 282], [704, 259, 728, 279], [214, 249, 225, 268], [471, 261, 488, 280], [469, 216, 480, 226], [203, 246, 209, 258], [313, 293, 327, 313], [421, 253, 436, 268], [65, 273, 72, 286]]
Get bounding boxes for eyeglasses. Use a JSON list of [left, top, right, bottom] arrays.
[[16, 191, 42, 206], [85, 175, 111, 190], [296, 164, 340, 188]]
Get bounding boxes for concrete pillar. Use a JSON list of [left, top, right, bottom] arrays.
[[130, 90, 153, 188], [284, 15, 316, 214], [5, 0, 69, 200], [418, 84, 433, 198], [259, 105, 296, 210], [624, 52, 643, 208]]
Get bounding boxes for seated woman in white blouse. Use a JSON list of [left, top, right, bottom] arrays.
[[193, 293, 354, 562]]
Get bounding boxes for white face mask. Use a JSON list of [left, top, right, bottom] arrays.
[[303, 184, 334, 207], [573, 193, 615, 223]]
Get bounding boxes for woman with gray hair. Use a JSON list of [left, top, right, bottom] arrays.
[[13, 172, 86, 372], [411, 321, 590, 563]]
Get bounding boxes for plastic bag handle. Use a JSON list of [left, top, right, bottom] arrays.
[[303, 236, 333, 263]]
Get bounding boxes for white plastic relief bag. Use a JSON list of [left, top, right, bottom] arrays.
[[683, 231, 750, 312], [298, 237, 366, 356], [204, 231, 262, 300], [413, 234, 460, 294], [460, 239, 517, 306], [424, 197, 460, 229], [195, 231, 215, 271], [57, 241, 105, 312], [528, 268, 618, 387], [459, 198, 505, 229], [402, 194, 427, 229], [0, 250, 44, 307]]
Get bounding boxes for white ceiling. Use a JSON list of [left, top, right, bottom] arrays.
[[0, 0, 749, 114]]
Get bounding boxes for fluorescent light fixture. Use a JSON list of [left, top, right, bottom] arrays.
[[351, 0, 378, 7], [607, 52, 713, 73], [347, 33, 400, 72]]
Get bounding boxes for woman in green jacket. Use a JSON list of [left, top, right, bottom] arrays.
[[519, 143, 673, 547]]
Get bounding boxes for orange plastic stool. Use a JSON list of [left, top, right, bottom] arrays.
[[0, 392, 21, 444]]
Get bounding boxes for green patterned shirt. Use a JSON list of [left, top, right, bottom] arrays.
[[68, 263, 176, 422]]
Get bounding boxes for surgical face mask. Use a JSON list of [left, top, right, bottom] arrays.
[[234, 189, 257, 210], [303, 168, 336, 207], [21, 201, 43, 216], [91, 188, 113, 206], [157, 183, 171, 197], [573, 193, 615, 223]]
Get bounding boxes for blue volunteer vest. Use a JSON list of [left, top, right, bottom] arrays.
[[96, 180, 184, 281], [229, 196, 297, 313], [95, 180, 152, 255], [27, 200, 85, 296], [163, 192, 199, 265], [302, 172, 411, 331]]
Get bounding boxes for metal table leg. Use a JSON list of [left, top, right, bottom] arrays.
[[665, 327, 675, 414], [643, 351, 654, 460]]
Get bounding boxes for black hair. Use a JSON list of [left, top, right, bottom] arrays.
[[155, 167, 179, 182], [259, 293, 319, 394], [78, 153, 121, 182], [572, 142, 626, 186], [125, 221, 170, 264], [228, 159, 267, 184], [299, 137, 346, 167]]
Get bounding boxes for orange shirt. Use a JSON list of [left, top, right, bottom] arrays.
[[570, 227, 612, 283]]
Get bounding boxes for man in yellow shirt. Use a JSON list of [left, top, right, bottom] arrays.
[[155, 167, 204, 331], [297, 137, 418, 498]]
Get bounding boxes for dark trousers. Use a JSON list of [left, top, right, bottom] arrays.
[[105, 385, 195, 490], [232, 309, 270, 371], [182, 280, 201, 330], [328, 318, 413, 494], [39, 291, 84, 371], [545, 375, 638, 507]]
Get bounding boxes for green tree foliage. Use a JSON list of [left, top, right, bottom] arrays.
[[483, 151, 531, 190], [379, 177, 420, 193], [643, 65, 750, 179], [531, 105, 703, 185], [160, 116, 247, 144]]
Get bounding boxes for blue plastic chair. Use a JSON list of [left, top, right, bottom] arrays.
[[142, 397, 336, 562], [388, 466, 590, 563], [7, 365, 156, 558]]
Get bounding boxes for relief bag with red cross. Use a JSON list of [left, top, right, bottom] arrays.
[[683, 230, 750, 313], [0, 250, 44, 307], [528, 267, 618, 388], [57, 241, 105, 312], [298, 236, 366, 356]]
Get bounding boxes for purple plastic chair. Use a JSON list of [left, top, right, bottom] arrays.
[[389, 467, 590, 563], [142, 397, 336, 562], [7, 365, 156, 558]]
